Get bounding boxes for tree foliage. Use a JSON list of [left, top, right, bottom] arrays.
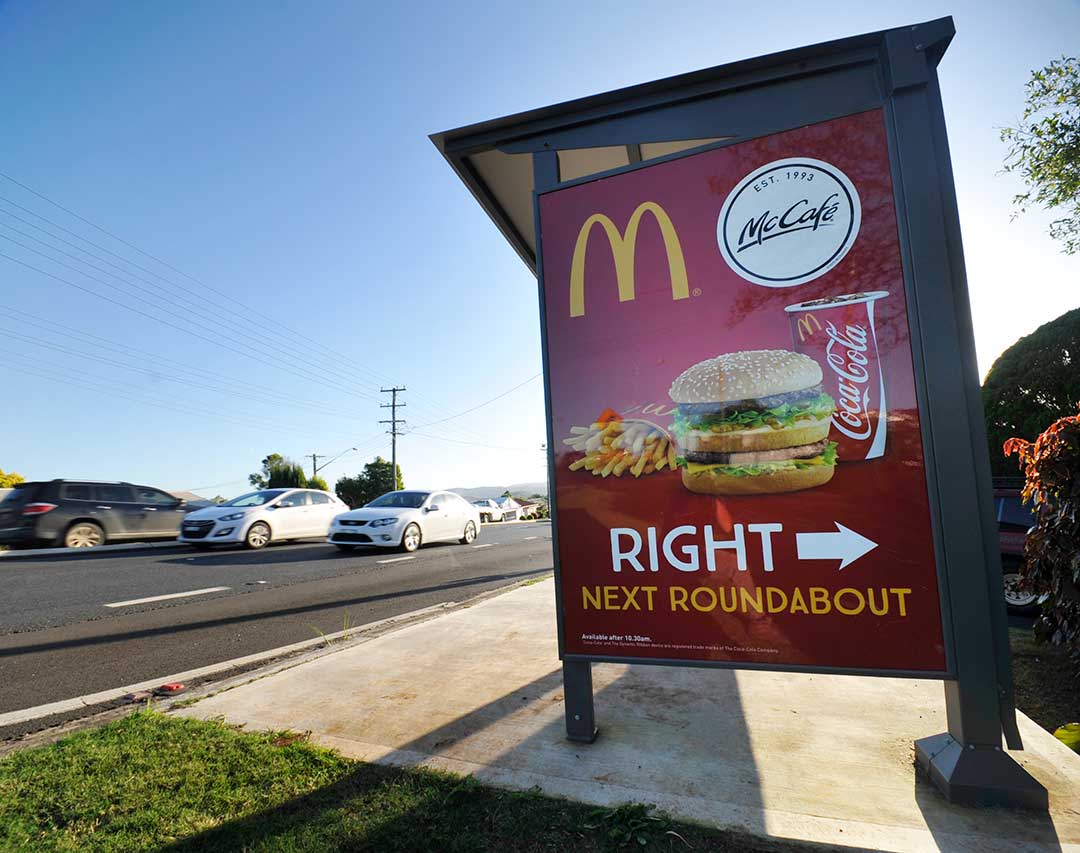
[[249, 453, 285, 489], [334, 457, 404, 508], [982, 308, 1080, 474], [1001, 56, 1080, 254], [267, 460, 308, 489], [0, 468, 25, 488], [307, 475, 329, 492], [1005, 407, 1080, 666]]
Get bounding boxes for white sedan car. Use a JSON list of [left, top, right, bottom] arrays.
[[329, 490, 480, 552], [179, 488, 348, 549]]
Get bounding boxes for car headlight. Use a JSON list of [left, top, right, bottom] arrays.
[[370, 518, 398, 527], [220, 512, 245, 522]]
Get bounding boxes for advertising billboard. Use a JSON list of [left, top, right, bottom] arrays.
[[538, 108, 947, 674]]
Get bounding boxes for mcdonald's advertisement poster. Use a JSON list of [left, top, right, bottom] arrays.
[[537, 108, 948, 674]]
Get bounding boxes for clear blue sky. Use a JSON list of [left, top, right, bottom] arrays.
[[2, 0, 1077, 496]]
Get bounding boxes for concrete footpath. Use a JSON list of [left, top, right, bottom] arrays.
[[179, 579, 1080, 852]]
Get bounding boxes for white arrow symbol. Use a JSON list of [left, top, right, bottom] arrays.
[[796, 523, 878, 570]]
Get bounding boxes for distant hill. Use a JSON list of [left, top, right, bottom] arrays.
[[450, 482, 548, 501]]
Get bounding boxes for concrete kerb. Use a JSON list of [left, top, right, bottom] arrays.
[[0, 572, 554, 750]]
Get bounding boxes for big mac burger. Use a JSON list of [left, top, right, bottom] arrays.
[[669, 350, 837, 495]]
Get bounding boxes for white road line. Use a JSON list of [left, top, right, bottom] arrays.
[[523, 536, 538, 540], [473, 543, 496, 549], [104, 587, 231, 608], [376, 556, 415, 564]]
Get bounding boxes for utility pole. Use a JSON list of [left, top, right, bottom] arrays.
[[380, 386, 406, 492], [309, 453, 324, 479]]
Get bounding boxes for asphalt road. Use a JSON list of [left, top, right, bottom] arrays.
[[0, 521, 553, 717]]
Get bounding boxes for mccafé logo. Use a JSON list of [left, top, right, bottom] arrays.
[[569, 202, 689, 318], [717, 157, 861, 288]]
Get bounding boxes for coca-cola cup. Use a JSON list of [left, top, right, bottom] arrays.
[[783, 291, 890, 461]]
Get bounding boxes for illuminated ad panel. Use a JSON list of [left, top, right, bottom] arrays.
[[538, 109, 947, 673]]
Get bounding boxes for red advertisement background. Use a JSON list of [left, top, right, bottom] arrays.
[[538, 109, 948, 673]]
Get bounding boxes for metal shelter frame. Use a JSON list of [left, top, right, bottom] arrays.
[[432, 17, 1047, 809]]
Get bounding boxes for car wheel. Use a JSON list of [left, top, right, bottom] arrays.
[[460, 521, 477, 545], [65, 522, 105, 548], [245, 522, 271, 550], [1003, 571, 1039, 614], [335, 544, 356, 552], [400, 523, 421, 553]]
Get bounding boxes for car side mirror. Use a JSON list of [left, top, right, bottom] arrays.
[[426, 504, 439, 512]]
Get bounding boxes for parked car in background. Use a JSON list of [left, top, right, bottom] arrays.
[[471, 499, 506, 523], [0, 480, 189, 549], [331, 490, 480, 552], [179, 488, 346, 549], [993, 480, 1039, 615]]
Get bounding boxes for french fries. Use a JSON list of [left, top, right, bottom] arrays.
[[563, 416, 675, 478]]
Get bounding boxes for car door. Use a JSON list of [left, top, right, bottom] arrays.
[[134, 486, 186, 537], [434, 492, 460, 540], [92, 484, 140, 538], [272, 490, 311, 537], [307, 491, 338, 536]]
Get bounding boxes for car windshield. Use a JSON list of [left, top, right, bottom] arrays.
[[367, 491, 430, 509], [221, 489, 287, 507]]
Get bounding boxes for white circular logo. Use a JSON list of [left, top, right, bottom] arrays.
[[716, 157, 861, 288]]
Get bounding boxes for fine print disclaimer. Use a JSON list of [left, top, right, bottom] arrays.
[[579, 633, 780, 655]]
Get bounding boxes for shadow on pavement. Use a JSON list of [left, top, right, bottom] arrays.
[[0, 568, 553, 659], [914, 761, 1062, 851], [161, 667, 778, 852]]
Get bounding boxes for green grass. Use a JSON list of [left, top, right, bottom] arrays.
[[1010, 627, 1080, 733], [0, 712, 810, 852]]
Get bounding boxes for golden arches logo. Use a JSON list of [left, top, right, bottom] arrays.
[[569, 202, 689, 318], [794, 313, 822, 342]]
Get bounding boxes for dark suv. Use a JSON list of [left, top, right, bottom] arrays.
[[0, 480, 189, 549]]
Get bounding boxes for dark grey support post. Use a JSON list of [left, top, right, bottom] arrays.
[[562, 658, 598, 742], [882, 22, 1046, 810], [530, 147, 599, 744]]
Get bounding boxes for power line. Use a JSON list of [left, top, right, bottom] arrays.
[[0, 229, 391, 405], [1, 326, 377, 421], [0, 249, 395, 405], [407, 373, 542, 431], [0, 304, 372, 420], [406, 431, 538, 452], [1, 350, 377, 449], [0, 174, 465, 420]]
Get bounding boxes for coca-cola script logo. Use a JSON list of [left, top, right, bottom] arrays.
[[717, 157, 861, 288], [824, 321, 873, 440]]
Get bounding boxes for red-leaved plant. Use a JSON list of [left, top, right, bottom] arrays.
[[1005, 406, 1080, 664]]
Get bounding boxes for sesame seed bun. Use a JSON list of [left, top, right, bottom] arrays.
[[680, 461, 836, 495], [669, 350, 822, 404]]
